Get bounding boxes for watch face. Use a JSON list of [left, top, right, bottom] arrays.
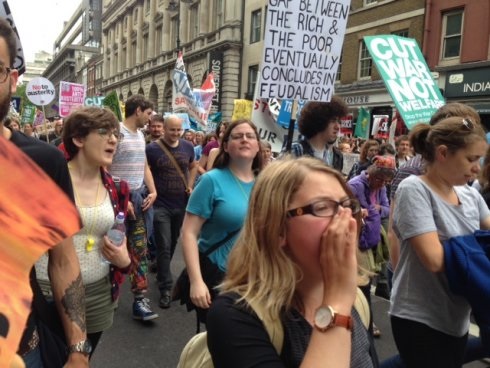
[[83, 341, 93, 354], [315, 306, 333, 329]]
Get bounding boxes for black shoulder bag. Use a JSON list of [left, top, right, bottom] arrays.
[[171, 229, 240, 310]]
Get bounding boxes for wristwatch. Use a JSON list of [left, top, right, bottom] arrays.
[[314, 305, 353, 332], [68, 340, 92, 356]]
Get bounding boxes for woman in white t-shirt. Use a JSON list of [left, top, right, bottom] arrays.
[[391, 116, 490, 368]]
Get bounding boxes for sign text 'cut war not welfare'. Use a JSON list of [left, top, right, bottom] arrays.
[[260, 0, 350, 102], [364, 35, 445, 129]]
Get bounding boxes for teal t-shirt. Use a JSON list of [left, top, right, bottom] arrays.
[[186, 167, 254, 271]]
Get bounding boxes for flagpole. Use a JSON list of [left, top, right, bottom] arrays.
[[285, 100, 297, 153], [42, 105, 49, 144]]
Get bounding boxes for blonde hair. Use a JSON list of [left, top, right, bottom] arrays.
[[220, 157, 363, 320]]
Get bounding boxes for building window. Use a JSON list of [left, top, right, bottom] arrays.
[[364, 0, 377, 5], [215, 0, 224, 28], [250, 9, 262, 44], [336, 54, 342, 82], [358, 41, 372, 79], [131, 41, 137, 65], [248, 65, 259, 98], [156, 26, 163, 55], [134, 7, 138, 24], [145, 0, 150, 14], [441, 10, 463, 59], [392, 29, 409, 38], [121, 47, 126, 70], [171, 15, 178, 49], [189, 4, 199, 39], [143, 34, 148, 61]]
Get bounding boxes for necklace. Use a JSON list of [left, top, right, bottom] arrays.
[[68, 164, 101, 252], [229, 169, 253, 201]]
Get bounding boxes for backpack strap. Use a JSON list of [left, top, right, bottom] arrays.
[[246, 297, 284, 354], [354, 287, 370, 330]]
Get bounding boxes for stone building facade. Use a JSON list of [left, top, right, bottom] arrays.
[[100, 0, 244, 119]]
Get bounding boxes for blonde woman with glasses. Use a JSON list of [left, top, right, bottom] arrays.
[[206, 157, 377, 367]]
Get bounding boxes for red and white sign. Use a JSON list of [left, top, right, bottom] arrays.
[[59, 81, 86, 117]]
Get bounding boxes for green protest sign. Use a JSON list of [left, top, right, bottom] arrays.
[[21, 104, 36, 125], [364, 35, 445, 130]]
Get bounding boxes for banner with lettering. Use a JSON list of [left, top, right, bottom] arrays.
[[172, 52, 211, 128], [340, 114, 353, 136], [252, 73, 298, 153], [59, 81, 86, 117], [192, 72, 216, 120], [260, 0, 351, 102], [364, 35, 445, 129], [21, 104, 36, 125]]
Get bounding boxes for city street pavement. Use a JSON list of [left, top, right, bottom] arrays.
[[91, 244, 490, 367]]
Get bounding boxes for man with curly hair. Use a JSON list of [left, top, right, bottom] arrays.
[[285, 96, 348, 172]]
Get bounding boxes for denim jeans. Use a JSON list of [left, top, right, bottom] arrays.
[[23, 345, 43, 368], [153, 206, 185, 292]]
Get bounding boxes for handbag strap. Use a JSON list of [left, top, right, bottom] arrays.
[[156, 139, 189, 191], [203, 229, 241, 257]]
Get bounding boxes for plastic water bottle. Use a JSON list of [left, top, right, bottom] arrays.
[[102, 212, 125, 264]]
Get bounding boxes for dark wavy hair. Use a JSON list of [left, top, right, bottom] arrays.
[[212, 119, 263, 174], [124, 94, 154, 118], [63, 107, 119, 159], [298, 96, 348, 139]]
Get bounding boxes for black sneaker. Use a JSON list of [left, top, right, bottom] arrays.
[[159, 291, 171, 309]]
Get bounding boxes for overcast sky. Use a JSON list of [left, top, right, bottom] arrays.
[[9, 0, 80, 62]]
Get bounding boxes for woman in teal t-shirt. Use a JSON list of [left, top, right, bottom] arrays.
[[181, 119, 263, 324]]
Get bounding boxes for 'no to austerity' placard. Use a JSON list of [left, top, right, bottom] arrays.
[[260, 0, 351, 102]]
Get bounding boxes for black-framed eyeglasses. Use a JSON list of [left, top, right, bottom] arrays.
[[229, 132, 257, 141], [287, 198, 361, 218], [96, 128, 124, 142], [0, 65, 11, 83]]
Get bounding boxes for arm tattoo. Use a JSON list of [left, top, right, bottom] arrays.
[[61, 273, 86, 333]]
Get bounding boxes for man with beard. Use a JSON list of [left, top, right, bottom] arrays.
[[0, 17, 89, 367], [285, 96, 348, 172], [108, 94, 159, 321]]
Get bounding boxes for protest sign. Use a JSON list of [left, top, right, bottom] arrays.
[[232, 99, 253, 121], [252, 73, 298, 153], [259, 0, 350, 102], [364, 35, 445, 129], [21, 104, 35, 125], [172, 52, 214, 127], [372, 114, 389, 139], [85, 96, 105, 107], [26, 77, 55, 106], [59, 81, 86, 117], [340, 114, 353, 136]]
